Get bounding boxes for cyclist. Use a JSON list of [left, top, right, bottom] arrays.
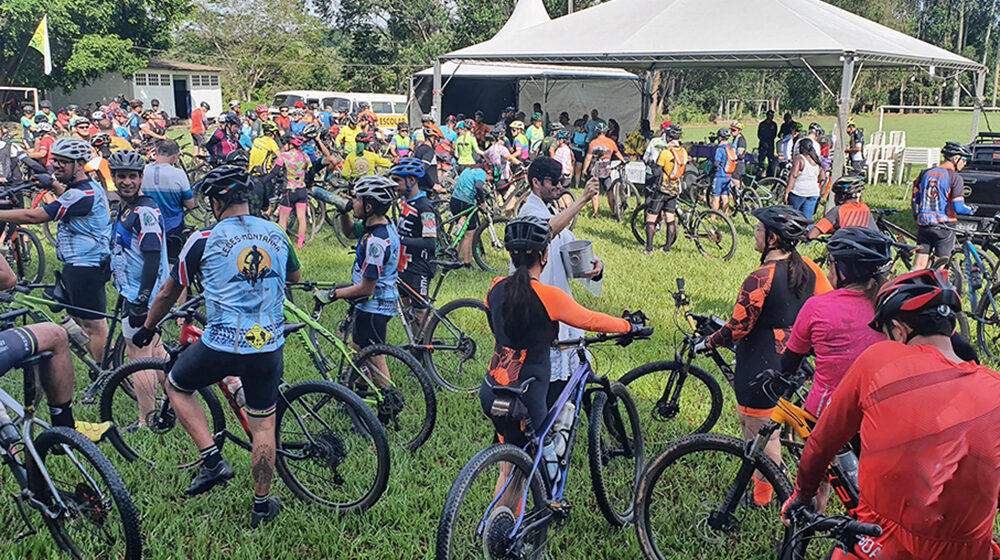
[[274, 106, 291, 132], [807, 175, 875, 239], [450, 160, 490, 266], [134, 165, 300, 527], [318, 177, 400, 382], [551, 129, 574, 185], [642, 122, 674, 190], [126, 100, 144, 142], [783, 268, 1000, 559], [644, 124, 687, 255], [485, 125, 523, 185], [479, 216, 638, 500], [710, 128, 737, 212], [729, 122, 748, 191], [112, 109, 131, 142], [389, 160, 439, 328], [26, 121, 55, 166], [70, 116, 93, 142], [228, 100, 242, 117], [453, 120, 483, 172], [86, 132, 114, 192], [357, 102, 377, 124], [205, 113, 241, 166], [526, 113, 545, 156], [911, 141, 975, 270], [390, 122, 412, 160], [695, 205, 831, 507], [844, 118, 865, 174], [276, 135, 310, 249], [142, 139, 195, 263], [412, 124, 445, 192], [139, 109, 168, 148], [342, 132, 392, 181], [510, 121, 531, 163], [581, 122, 625, 218], [335, 114, 362, 154], [248, 121, 283, 215]]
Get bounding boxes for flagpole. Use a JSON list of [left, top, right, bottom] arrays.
[[4, 15, 46, 86]]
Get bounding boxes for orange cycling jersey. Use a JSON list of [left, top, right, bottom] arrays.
[[814, 201, 875, 235], [796, 341, 1000, 560]]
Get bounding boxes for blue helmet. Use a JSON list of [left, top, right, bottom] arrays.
[[389, 160, 426, 179]]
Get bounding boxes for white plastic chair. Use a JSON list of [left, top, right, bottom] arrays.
[[889, 130, 906, 147], [869, 130, 886, 146], [869, 145, 896, 185]]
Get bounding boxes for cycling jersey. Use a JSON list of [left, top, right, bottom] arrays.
[[656, 145, 689, 195], [643, 138, 671, 167], [813, 201, 875, 234], [172, 216, 300, 354], [708, 258, 831, 412], [485, 144, 512, 181], [526, 125, 544, 154], [352, 223, 399, 317], [336, 125, 361, 153], [913, 166, 971, 226], [43, 179, 112, 267], [454, 134, 476, 166], [795, 341, 1000, 559], [588, 136, 617, 160], [111, 196, 169, 304], [453, 167, 487, 205], [391, 134, 412, 158], [713, 143, 737, 178], [512, 133, 530, 160], [113, 124, 130, 141], [249, 136, 281, 175], [479, 277, 630, 445], [190, 107, 207, 135], [397, 192, 438, 279], [278, 149, 308, 190], [141, 163, 193, 235], [342, 151, 392, 180], [205, 128, 239, 165]]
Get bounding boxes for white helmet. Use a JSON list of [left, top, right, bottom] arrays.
[[353, 176, 397, 204], [50, 138, 93, 161]]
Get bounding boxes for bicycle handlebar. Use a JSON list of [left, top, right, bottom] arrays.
[[552, 328, 653, 349], [789, 509, 882, 539]]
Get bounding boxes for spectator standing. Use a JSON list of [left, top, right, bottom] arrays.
[[778, 112, 798, 138], [190, 101, 209, 157], [845, 119, 865, 175], [757, 110, 778, 174], [584, 109, 605, 143], [784, 138, 826, 219]]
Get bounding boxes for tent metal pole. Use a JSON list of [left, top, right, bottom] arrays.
[[433, 58, 443, 124], [971, 69, 986, 142], [830, 54, 855, 212]]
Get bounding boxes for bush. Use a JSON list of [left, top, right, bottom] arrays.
[[668, 103, 711, 124]]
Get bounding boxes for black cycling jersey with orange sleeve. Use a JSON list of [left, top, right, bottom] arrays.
[[814, 201, 875, 235], [708, 257, 831, 412]]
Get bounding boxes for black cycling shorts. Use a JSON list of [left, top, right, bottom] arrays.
[[598, 176, 613, 193], [61, 263, 109, 321], [733, 161, 746, 180], [398, 272, 430, 310], [449, 198, 479, 230], [0, 327, 38, 378], [191, 133, 206, 148], [916, 225, 956, 257], [478, 373, 550, 448], [646, 191, 678, 215], [167, 339, 283, 417], [280, 188, 309, 208], [352, 311, 391, 348]]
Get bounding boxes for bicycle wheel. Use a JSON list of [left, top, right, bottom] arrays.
[[760, 177, 787, 202], [436, 443, 549, 560], [275, 379, 390, 512], [976, 282, 1000, 360], [692, 209, 738, 261], [612, 180, 641, 222], [630, 203, 661, 246], [473, 216, 510, 272], [10, 227, 45, 284], [619, 360, 723, 449], [634, 433, 793, 560], [43, 221, 57, 247], [588, 381, 645, 527], [31, 427, 143, 560], [421, 298, 491, 393], [347, 343, 437, 451], [100, 358, 226, 466]]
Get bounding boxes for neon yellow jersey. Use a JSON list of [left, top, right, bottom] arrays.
[[249, 136, 281, 174], [342, 151, 393, 179], [336, 126, 361, 153]]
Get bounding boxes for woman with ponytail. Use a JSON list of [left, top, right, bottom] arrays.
[[784, 137, 827, 220]]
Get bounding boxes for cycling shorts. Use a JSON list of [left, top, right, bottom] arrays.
[[449, 198, 478, 230], [398, 272, 430, 310], [61, 263, 110, 321], [915, 225, 956, 257], [167, 339, 282, 417], [478, 372, 550, 448], [840, 504, 996, 560], [646, 190, 677, 215], [733, 161, 746, 180], [0, 327, 38, 378], [598, 177, 613, 193], [191, 133, 206, 148], [351, 310, 391, 348], [712, 176, 733, 197], [280, 188, 309, 208]]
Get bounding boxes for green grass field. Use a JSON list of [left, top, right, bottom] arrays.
[[0, 113, 977, 559]]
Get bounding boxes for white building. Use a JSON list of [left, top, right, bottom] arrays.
[[48, 59, 225, 121]]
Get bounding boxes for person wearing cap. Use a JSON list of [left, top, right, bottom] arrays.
[[510, 121, 531, 163], [526, 113, 545, 156], [730, 122, 748, 191], [845, 119, 865, 175], [778, 112, 798, 138], [411, 114, 434, 145], [757, 109, 778, 175]]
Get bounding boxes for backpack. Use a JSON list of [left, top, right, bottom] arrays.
[[723, 144, 737, 174], [665, 147, 688, 181]]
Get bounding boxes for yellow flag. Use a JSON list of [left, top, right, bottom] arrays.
[[27, 14, 51, 75]]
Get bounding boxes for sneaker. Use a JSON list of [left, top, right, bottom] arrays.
[[661, 246, 671, 254], [75, 421, 113, 443], [185, 459, 234, 496], [250, 497, 282, 528], [641, 248, 654, 255]]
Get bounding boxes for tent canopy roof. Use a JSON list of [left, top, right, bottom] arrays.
[[415, 61, 638, 80], [446, 0, 983, 72]]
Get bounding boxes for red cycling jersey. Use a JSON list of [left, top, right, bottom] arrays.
[[795, 340, 1000, 559]]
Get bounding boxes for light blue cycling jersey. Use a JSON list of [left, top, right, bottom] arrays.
[[111, 196, 169, 304], [352, 222, 400, 316], [172, 215, 300, 354], [43, 179, 112, 267]]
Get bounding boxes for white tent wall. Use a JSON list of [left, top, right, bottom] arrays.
[[518, 78, 640, 132]]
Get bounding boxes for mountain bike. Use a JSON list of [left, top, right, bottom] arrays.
[[934, 224, 1000, 360], [0, 307, 142, 559], [284, 284, 436, 451], [872, 208, 918, 272], [607, 160, 641, 222], [436, 326, 653, 559], [0, 180, 48, 283], [780, 510, 881, 560], [436, 200, 512, 272], [629, 197, 738, 260], [99, 297, 391, 512]]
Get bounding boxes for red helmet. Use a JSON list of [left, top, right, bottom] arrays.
[[870, 269, 961, 332], [293, 101, 306, 109], [255, 104, 268, 114], [659, 121, 674, 130]]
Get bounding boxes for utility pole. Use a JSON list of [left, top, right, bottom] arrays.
[[568, 0, 574, 13]]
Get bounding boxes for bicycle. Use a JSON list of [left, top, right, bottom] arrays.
[[872, 208, 918, 273], [0, 180, 46, 283], [607, 160, 641, 222], [436, 326, 653, 559], [628, 196, 738, 260], [436, 201, 514, 273], [934, 223, 1000, 360], [0, 307, 142, 559], [99, 296, 391, 512], [780, 509, 882, 560]]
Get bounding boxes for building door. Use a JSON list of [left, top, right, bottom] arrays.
[[173, 76, 190, 119]]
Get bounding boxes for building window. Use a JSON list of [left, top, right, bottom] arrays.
[[159, 74, 171, 86], [209, 75, 219, 86], [134, 73, 147, 86], [189, 74, 219, 88]]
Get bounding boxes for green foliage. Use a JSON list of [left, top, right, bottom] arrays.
[[63, 35, 146, 85]]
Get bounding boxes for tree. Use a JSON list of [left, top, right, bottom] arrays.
[[0, 0, 190, 89]]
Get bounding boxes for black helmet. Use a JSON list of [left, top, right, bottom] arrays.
[[347, 114, 359, 125], [826, 227, 893, 280], [831, 175, 866, 198], [246, 110, 258, 121], [489, 123, 506, 140], [504, 216, 550, 252], [302, 123, 319, 139], [224, 149, 250, 168], [752, 205, 810, 244], [223, 112, 242, 126], [261, 121, 278, 135], [150, 98, 160, 107], [717, 128, 731, 140], [33, 114, 49, 124], [200, 101, 210, 110], [195, 165, 251, 199], [870, 268, 961, 332], [664, 124, 682, 140], [942, 141, 972, 159], [108, 150, 145, 172]]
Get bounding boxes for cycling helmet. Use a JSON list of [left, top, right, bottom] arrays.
[[942, 141, 972, 159], [831, 175, 866, 198], [504, 216, 551, 252], [224, 149, 250, 168], [556, 129, 571, 140], [664, 124, 683, 140], [34, 122, 52, 133], [354, 132, 373, 144], [826, 227, 893, 280], [361, 113, 376, 123], [261, 121, 278, 135], [510, 120, 525, 131], [200, 101, 210, 110], [90, 132, 111, 148], [67, 104, 80, 112], [50, 138, 93, 161], [229, 100, 241, 108], [108, 149, 146, 172], [347, 114, 358, 125], [290, 108, 306, 117], [717, 128, 732, 140], [34, 113, 49, 124], [223, 112, 242, 126], [808, 122, 824, 135], [474, 110, 484, 118], [870, 268, 961, 333], [130, 99, 143, 108], [91, 110, 105, 121], [730, 121, 744, 131], [195, 165, 251, 199], [40, 100, 51, 109], [150, 98, 160, 107], [255, 104, 268, 114], [424, 124, 444, 139], [752, 205, 810, 244], [289, 136, 304, 148], [71, 116, 91, 127], [302, 123, 319, 139], [246, 111, 258, 121], [353, 175, 397, 204], [389, 161, 426, 179]]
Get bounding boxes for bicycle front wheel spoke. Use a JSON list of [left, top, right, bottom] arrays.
[[423, 299, 491, 393]]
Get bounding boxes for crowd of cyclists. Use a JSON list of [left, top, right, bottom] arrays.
[[0, 91, 998, 559]]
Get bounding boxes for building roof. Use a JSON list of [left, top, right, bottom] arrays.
[[146, 59, 226, 73], [415, 61, 637, 80]]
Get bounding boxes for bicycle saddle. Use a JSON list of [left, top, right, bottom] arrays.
[[15, 351, 53, 369]]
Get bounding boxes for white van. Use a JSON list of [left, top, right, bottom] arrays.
[[271, 90, 408, 134]]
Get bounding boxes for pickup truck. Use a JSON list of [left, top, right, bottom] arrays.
[[957, 132, 1000, 232]]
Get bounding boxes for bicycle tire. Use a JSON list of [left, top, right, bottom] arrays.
[[976, 281, 1000, 360], [421, 298, 491, 393], [692, 209, 738, 261], [11, 227, 45, 284], [436, 443, 549, 560], [348, 343, 437, 451], [634, 433, 793, 560], [629, 202, 658, 246], [31, 427, 143, 560], [472, 216, 510, 272], [42, 221, 56, 247], [274, 379, 390, 512], [99, 358, 226, 465], [613, 180, 641, 223], [619, 360, 723, 448], [760, 177, 787, 202], [588, 381, 645, 527]]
